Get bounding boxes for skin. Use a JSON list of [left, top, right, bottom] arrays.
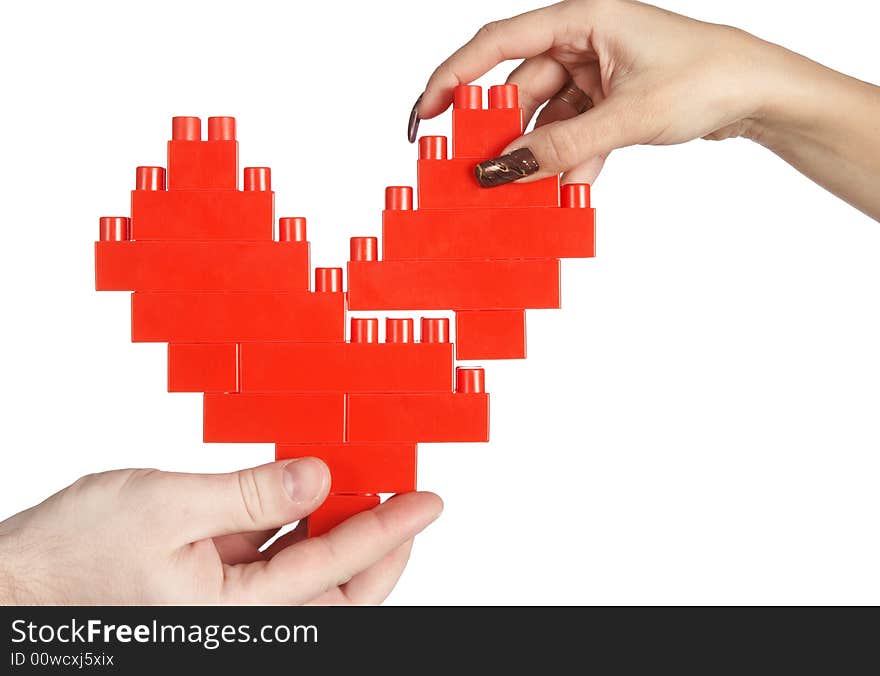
[[416, 0, 880, 220], [0, 459, 442, 604], [2, 0, 877, 606]]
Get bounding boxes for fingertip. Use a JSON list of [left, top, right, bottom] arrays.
[[387, 491, 444, 523], [407, 93, 423, 143], [281, 457, 331, 506], [421, 491, 444, 518]]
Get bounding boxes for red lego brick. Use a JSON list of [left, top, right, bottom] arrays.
[[382, 205, 595, 261], [168, 343, 238, 393], [94, 241, 309, 291], [240, 342, 453, 393], [307, 494, 381, 538], [166, 116, 238, 190], [417, 158, 558, 209], [347, 393, 489, 443], [450, 84, 521, 160], [276, 443, 417, 493], [347, 259, 560, 310], [203, 393, 345, 443], [456, 310, 526, 360], [452, 108, 523, 159], [130, 190, 273, 241], [168, 140, 237, 190], [131, 292, 345, 343]]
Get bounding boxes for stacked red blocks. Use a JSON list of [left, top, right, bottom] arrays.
[[349, 83, 595, 360], [95, 84, 595, 536], [95, 115, 488, 536]]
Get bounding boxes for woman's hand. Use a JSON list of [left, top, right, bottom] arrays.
[[412, 0, 880, 220], [0, 460, 442, 605]]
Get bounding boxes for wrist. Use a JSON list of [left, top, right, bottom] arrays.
[[741, 38, 843, 152]]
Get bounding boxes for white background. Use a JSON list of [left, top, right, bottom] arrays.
[[0, 0, 878, 605]]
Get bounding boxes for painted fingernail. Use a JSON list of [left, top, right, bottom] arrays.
[[407, 93, 423, 143], [474, 148, 539, 187]]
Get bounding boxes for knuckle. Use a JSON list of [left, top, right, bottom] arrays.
[[475, 18, 508, 45], [543, 125, 578, 170], [235, 469, 265, 528]]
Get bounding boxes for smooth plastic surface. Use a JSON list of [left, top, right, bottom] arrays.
[[452, 108, 523, 159], [240, 342, 454, 393], [276, 443, 417, 494], [203, 392, 345, 443], [168, 343, 238, 393], [95, 240, 309, 291], [130, 190, 274, 241], [455, 310, 527, 360], [348, 393, 490, 443], [307, 494, 380, 538], [131, 291, 345, 342], [167, 140, 237, 191], [348, 259, 561, 310], [456, 367, 485, 394], [279, 216, 307, 242], [382, 204, 595, 261]]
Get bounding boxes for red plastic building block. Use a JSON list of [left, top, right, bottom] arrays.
[[451, 84, 523, 159], [381, 202, 594, 261], [95, 240, 309, 291], [307, 494, 380, 538], [131, 291, 345, 343], [276, 443, 416, 493], [95, 97, 604, 540], [130, 188, 274, 241], [456, 310, 526, 360], [203, 393, 345, 443], [240, 342, 453, 393], [347, 391, 489, 442], [168, 343, 238, 393], [167, 116, 238, 190], [347, 259, 561, 310], [417, 156, 559, 209]]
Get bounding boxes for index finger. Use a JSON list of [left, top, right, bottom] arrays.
[[220, 492, 443, 604], [418, 3, 567, 120]]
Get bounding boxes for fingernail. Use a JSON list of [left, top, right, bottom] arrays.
[[282, 459, 326, 504], [407, 93, 423, 143], [474, 148, 540, 187]]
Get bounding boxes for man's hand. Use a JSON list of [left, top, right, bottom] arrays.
[[0, 459, 442, 604]]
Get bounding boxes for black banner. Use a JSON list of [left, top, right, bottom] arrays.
[[0, 606, 873, 671]]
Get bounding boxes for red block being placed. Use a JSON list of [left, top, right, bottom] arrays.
[[131, 291, 345, 343], [203, 393, 345, 443], [382, 204, 594, 261], [168, 343, 238, 393], [347, 259, 560, 311], [456, 310, 526, 360], [347, 393, 489, 443], [276, 443, 417, 493], [240, 342, 453, 393], [95, 241, 309, 291], [307, 494, 381, 538], [130, 190, 273, 241], [418, 158, 558, 209], [167, 140, 238, 190], [452, 107, 522, 159]]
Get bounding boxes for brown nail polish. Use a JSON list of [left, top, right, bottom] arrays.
[[407, 93, 423, 143], [474, 148, 539, 187]]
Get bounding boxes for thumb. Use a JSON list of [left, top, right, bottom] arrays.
[[474, 97, 638, 187], [157, 459, 331, 543]]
